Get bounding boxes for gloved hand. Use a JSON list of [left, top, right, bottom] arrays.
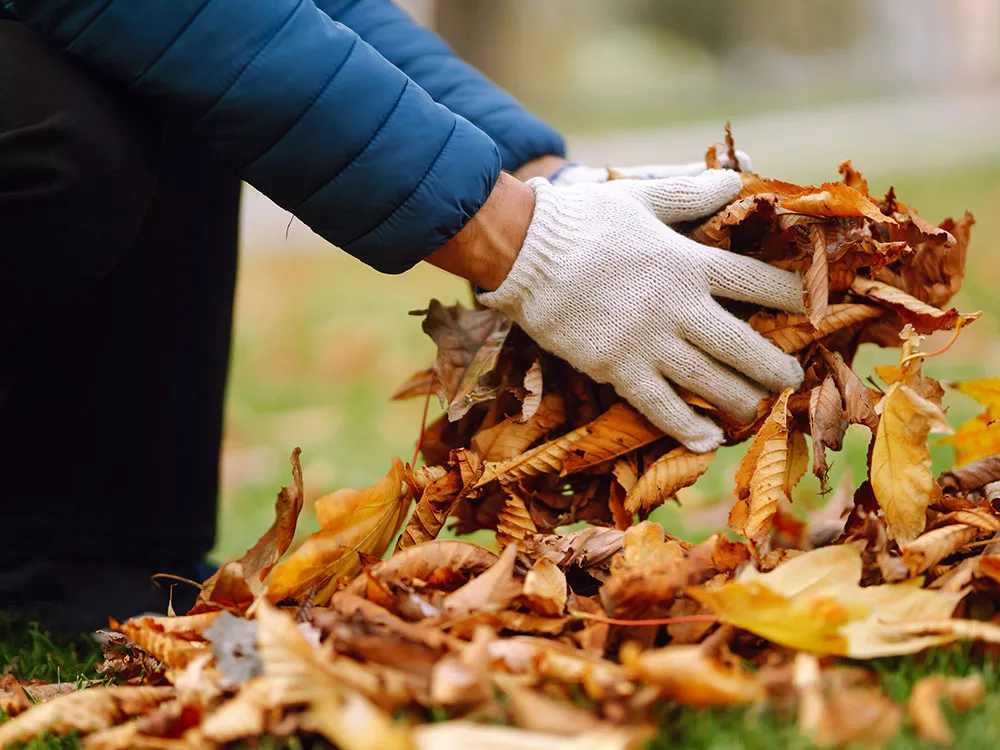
[[477, 170, 804, 452], [549, 151, 751, 186]]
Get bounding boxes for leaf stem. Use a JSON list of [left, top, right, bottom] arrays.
[[569, 611, 718, 627], [900, 318, 967, 367], [412, 368, 435, 467]]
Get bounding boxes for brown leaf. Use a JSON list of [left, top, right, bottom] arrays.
[[418, 300, 509, 416], [900, 524, 979, 576], [522, 557, 568, 616], [820, 348, 879, 431], [343, 540, 498, 596], [794, 654, 903, 747], [939, 454, 1000, 493], [624, 446, 715, 514], [803, 224, 829, 327], [850, 277, 980, 334], [809, 375, 847, 486], [191, 448, 304, 613], [267, 457, 409, 603], [908, 674, 984, 745], [779, 181, 895, 225], [471, 393, 566, 462], [390, 367, 438, 401], [447, 316, 513, 421], [517, 359, 543, 423], [112, 618, 211, 670], [496, 490, 539, 548], [838, 159, 869, 196], [749, 303, 884, 353], [729, 390, 806, 541], [519, 527, 625, 575], [0, 686, 175, 747], [443, 543, 521, 617], [397, 468, 463, 551], [476, 403, 662, 486], [255, 601, 411, 750]]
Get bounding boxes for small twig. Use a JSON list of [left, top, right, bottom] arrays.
[[150, 573, 204, 590], [411, 368, 435, 467], [569, 611, 718, 627], [900, 318, 967, 367]]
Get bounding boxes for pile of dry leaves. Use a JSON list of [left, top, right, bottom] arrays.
[[5, 134, 1000, 750]]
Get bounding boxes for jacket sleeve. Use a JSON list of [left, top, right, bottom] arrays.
[[318, 0, 565, 173], [4, 0, 502, 273]]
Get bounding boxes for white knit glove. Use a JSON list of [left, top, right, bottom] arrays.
[[478, 171, 805, 453], [550, 151, 751, 186]]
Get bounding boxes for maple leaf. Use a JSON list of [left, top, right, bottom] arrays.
[[688, 545, 963, 657], [267, 457, 410, 604], [191, 448, 304, 614]]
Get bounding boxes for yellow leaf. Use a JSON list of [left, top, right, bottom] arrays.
[[624, 447, 716, 514], [950, 377, 1000, 418], [871, 384, 952, 544], [688, 545, 963, 657], [941, 412, 1000, 467], [267, 458, 409, 603]]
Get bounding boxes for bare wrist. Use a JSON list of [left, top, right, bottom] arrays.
[[513, 154, 570, 182], [425, 173, 535, 291]]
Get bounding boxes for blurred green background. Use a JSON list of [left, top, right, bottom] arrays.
[[214, 0, 1000, 560]]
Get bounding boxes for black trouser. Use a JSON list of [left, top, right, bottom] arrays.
[[1, 21, 237, 570]]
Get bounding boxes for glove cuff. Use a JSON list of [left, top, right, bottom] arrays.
[[477, 177, 586, 316]]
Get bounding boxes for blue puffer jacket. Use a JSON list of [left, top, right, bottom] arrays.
[[3, 0, 565, 273]]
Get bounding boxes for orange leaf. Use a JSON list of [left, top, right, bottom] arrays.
[[779, 182, 895, 225], [851, 277, 980, 334], [750, 303, 884, 353], [476, 403, 662, 486], [267, 458, 409, 604], [191, 449, 304, 613], [624, 446, 716, 514]]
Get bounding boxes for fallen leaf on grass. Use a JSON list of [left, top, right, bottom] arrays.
[[908, 674, 984, 745], [621, 642, 764, 706], [0, 686, 175, 747], [688, 545, 963, 657]]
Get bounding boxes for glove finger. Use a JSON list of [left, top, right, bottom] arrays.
[[615, 161, 707, 180], [701, 245, 806, 313], [612, 170, 743, 224], [614, 367, 723, 453], [680, 300, 804, 393], [659, 340, 769, 424], [719, 149, 752, 172]]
